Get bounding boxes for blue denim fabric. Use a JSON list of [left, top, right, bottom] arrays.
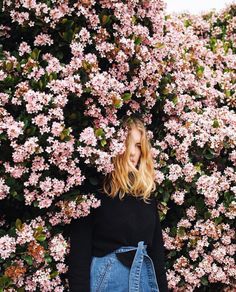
[[90, 241, 160, 292]]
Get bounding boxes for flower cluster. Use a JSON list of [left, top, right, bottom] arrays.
[[153, 4, 236, 290], [0, 0, 235, 290], [0, 217, 68, 290]]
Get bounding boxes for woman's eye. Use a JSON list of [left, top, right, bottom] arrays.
[[136, 144, 141, 148]]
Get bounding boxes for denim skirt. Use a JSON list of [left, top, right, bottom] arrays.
[[90, 241, 160, 292]]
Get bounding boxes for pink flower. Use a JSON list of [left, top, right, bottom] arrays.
[[167, 164, 183, 182], [0, 235, 16, 259], [49, 234, 68, 262], [16, 224, 34, 245], [211, 246, 227, 264], [171, 190, 186, 205], [18, 41, 31, 56], [48, 194, 101, 225], [177, 219, 192, 229], [0, 93, 9, 105], [51, 122, 64, 137], [229, 150, 236, 166], [189, 250, 199, 261], [0, 70, 7, 81], [182, 163, 197, 182], [186, 206, 196, 221], [0, 178, 10, 200], [4, 162, 27, 179], [6, 121, 24, 139], [154, 170, 165, 185], [34, 33, 54, 46], [79, 127, 97, 146]]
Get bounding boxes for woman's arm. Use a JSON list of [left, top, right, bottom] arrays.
[[148, 197, 169, 292], [67, 213, 93, 292]]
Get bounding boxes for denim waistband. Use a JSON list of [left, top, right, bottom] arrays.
[[91, 241, 159, 292], [114, 241, 147, 254], [114, 241, 148, 268]]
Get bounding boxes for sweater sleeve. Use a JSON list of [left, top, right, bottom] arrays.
[[67, 212, 94, 292], [148, 197, 169, 292]]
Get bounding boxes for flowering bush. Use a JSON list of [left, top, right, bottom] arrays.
[[0, 217, 68, 291], [155, 5, 236, 291], [0, 0, 235, 291]]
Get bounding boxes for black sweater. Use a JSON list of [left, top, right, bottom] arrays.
[[67, 192, 169, 292]]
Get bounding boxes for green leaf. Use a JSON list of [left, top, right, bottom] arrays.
[[132, 58, 141, 66], [204, 211, 211, 220], [214, 216, 223, 225], [184, 19, 192, 28], [223, 191, 234, 207], [11, 191, 24, 201], [59, 128, 71, 141], [4, 61, 14, 72], [38, 79, 44, 90], [0, 133, 7, 140], [83, 86, 91, 93], [61, 30, 75, 42], [167, 250, 177, 258], [16, 218, 23, 231], [170, 226, 177, 237], [122, 93, 132, 101], [196, 66, 204, 78], [35, 226, 44, 233], [0, 275, 12, 288], [158, 187, 164, 194], [50, 271, 59, 279], [134, 37, 142, 45], [45, 255, 52, 264], [212, 119, 220, 128], [35, 234, 46, 242], [172, 96, 178, 105], [223, 42, 229, 53], [177, 226, 186, 237], [95, 128, 104, 137], [100, 14, 111, 26], [189, 238, 198, 247], [61, 18, 74, 29], [204, 148, 215, 160], [30, 48, 41, 60], [196, 197, 205, 211], [209, 37, 217, 53], [33, 201, 39, 207], [56, 51, 64, 60], [200, 277, 209, 286], [194, 162, 202, 173], [113, 99, 122, 108], [26, 126, 37, 135], [100, 139, 107, 147], [163, 192, 170, 203], [22, 255, 33, 266]]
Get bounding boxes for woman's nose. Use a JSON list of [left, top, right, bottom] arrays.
[[130, 146, 135, 156]]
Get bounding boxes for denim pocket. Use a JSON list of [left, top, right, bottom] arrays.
[[91, 256, 115, 292]]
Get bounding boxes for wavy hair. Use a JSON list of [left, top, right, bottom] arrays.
[[103, 117, 156, 203]]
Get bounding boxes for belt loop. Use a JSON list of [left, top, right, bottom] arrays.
[[138, 241, 147, 252], [138, 241, 144, 248]]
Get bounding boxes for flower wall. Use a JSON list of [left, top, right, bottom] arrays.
[[0, 1, 235, 291]]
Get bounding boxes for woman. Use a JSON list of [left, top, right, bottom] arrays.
[[67, 117, 168, 292]]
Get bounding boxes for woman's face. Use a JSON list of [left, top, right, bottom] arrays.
[[127, 126, 142, 168]]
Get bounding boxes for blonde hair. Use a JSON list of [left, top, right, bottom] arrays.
[[103, 117, 156, 203]]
